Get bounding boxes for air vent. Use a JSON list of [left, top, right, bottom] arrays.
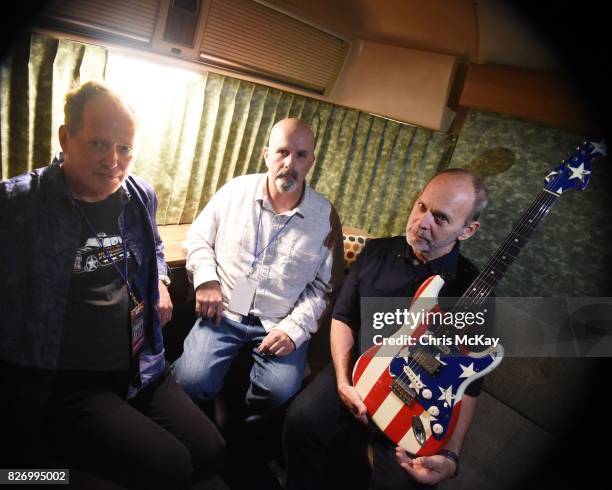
[[163, 0, 201, 47], [199, 0, 348, 94], [38, 0, 162, 47], [35, 0, 348, 94]]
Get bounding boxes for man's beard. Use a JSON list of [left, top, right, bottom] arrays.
[[274, 170, 299, 193]]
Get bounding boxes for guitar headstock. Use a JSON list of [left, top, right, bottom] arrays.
[[544, 140, 607, 194]]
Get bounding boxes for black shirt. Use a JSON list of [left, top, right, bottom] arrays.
[[333, 236, 479, 328], [58, 192, 135, 371], [333, 236, 484, 396]]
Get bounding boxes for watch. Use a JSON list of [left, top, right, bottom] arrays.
[[437, 449, 459, 478], [159, 274, 171, 287]]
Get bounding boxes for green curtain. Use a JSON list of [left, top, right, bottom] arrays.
[[448, 109, 612, 297], [0, 33, 108, 180], [1, 32, 456, 236]]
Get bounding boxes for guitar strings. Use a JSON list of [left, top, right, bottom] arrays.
[[392, 168, 567, 397], [395, 190, 558, 387], [453, 190, 558, 312], [444, 191, 558, 332], [455, 194, 557, 307]]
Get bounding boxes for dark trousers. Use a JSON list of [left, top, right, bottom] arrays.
[[44, 368, 225, 490], [283, 363, 435, 490]]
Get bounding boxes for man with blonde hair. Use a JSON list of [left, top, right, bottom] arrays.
[[0, 80, 224, 489]]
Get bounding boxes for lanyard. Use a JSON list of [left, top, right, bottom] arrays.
[[251, 203, 295, 272], [75, 201, 139, 305]]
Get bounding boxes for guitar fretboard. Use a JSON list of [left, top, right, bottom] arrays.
[[456, 188, 560, 310], [428, 141, 601, 338]]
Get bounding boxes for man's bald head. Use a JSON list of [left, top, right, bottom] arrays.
[[405, 169, 487, 262], [428, 168, 488, 222], [268, 118, 315, 150], [264, 118, 316, 196]]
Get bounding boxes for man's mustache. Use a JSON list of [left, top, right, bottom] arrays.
[[276, 169, 298, 180]]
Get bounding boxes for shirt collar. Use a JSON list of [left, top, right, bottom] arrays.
[[402, 239, 461, 280], [254, 174, 268, 204], [48, 153, 73, 204], [290, 184, 309, 218], [255, 173, 309, 218]]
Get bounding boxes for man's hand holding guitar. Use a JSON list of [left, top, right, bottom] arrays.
[[338, 382, 368, 424], [396, 448, 457, 484]]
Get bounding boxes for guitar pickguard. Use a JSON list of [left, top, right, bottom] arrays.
[[352, 275, 504, 456], [388, 341, 503, 440]]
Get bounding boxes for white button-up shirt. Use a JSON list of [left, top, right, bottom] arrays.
[[184, 174, 341, 348]]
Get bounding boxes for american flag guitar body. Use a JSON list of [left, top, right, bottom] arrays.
[[352, 140, 607, 456]]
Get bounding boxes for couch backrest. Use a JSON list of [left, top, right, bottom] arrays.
[[341, 226, 373, 275]]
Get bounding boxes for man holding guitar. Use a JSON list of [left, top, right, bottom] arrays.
[[284, 169, 488, 489]]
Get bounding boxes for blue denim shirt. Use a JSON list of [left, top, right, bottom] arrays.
[[0, 157, 169, 398]]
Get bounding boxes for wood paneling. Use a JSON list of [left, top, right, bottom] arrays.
[[459, 64, 596, 134], [158, 224, 189, 267]]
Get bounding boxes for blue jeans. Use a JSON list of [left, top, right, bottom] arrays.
[[173, 316, 308, 415]]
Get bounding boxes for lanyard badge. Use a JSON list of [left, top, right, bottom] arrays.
[[228, 205, 294, 316], [130, 301, 145, 357], [228, 276, 258, 316]]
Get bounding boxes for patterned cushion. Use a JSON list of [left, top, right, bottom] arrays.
[[342, 226, 373, 275]]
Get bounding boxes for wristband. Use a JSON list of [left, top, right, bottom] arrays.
[[437, 449, 459, 478]]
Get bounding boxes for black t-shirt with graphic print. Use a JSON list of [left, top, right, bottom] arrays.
[[58, 191, 136, 371]]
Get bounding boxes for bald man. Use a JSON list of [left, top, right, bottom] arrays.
[[284, 169, 489, 490], [174, 118, 343, 418]]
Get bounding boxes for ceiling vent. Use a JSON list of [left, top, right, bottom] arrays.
[[198, 0, 348, 94], [38, 0, 163, 48], [35, 0, 348, 95]]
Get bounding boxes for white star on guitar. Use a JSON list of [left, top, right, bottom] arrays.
[[567, 163, 591, 182]]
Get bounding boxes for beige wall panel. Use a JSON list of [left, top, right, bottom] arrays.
[[330, 40, 456, 130]]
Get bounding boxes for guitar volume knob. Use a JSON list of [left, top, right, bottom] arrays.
[[428, 405, 440, 416], [422, 389, 432, 399], [432, 423, 443, 435]]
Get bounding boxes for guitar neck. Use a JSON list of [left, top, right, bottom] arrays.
[[458, 188, 560, 306]]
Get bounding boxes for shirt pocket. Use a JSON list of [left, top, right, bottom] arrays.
[[282, 247, 322, 284]]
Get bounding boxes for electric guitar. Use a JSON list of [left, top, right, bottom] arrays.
[[352, 140, 607, 456]]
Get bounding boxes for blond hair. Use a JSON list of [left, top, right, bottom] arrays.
[[64, 80, 136, 134]]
